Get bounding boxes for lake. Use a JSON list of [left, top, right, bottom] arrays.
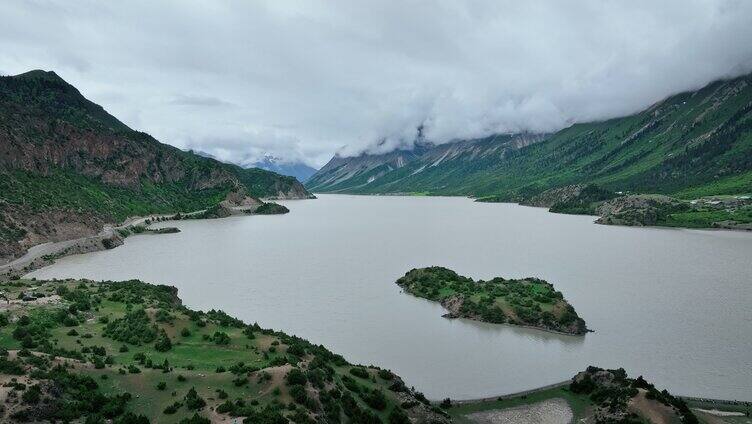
[[27, 195, 752, 401]]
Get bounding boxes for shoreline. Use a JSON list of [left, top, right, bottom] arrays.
[[446, 380, 752, 407], [0, 206, 259, 278], [0, 212, 186, 278], [314, 192, 752, 232], [479, 200, 752, 233], [450, 381, 570, 404], [441, 312, 592, 337], [0, 195, 311, 278]]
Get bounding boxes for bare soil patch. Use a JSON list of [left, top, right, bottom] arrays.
[[464, 398, 573, 424]]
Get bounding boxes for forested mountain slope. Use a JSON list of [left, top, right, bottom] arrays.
[[308, 73, 752, 200], [306, 134, 545, 193], [0, 70, 311, 262]]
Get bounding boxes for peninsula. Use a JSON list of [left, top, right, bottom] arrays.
[[0, 278, 449, 423]]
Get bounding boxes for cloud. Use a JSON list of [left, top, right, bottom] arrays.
[[1, 0, 751, 167], [169, 94, 235, 108]]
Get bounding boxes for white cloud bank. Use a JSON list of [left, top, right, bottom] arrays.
[[1, 0, 751, 166]]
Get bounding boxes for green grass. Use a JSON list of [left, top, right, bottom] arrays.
[[657, 206, 752, 228], [674, 171, 752, 199], [0, 278, 441, 423]]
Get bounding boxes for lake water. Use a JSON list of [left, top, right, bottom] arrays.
[[28, 195, 752, 401]]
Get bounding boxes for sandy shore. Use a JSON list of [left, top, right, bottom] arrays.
[[464, 398, 573, 424]]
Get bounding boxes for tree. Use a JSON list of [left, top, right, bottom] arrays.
[[154, 329, 172, 352]]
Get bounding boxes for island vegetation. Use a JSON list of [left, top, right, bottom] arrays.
[[0, 278, 449, 423], [253, 203, 291, 215], [396, 267, 588, 335]]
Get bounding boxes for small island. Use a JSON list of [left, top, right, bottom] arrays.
[[396, 267, 589, 335]]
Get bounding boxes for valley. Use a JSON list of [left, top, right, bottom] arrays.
[[3, 2, 752, 422], [307, 73, 752, 230]]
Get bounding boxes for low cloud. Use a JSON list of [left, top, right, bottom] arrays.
[[1, 1, 751, 167], [169, 94, 235, 108]]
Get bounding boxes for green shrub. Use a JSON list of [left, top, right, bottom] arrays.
[[286, 368, 307, 386], [103, 309, 157, 345], [154, 330, 172, 352], [184, 387, 206, 410], [349, 367, 369, 379]]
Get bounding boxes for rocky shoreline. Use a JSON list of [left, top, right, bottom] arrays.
[[0, 192, 300, 278], [480, 184, 752, 231]]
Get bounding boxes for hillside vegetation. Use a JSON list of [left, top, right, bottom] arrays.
[[0, 70, 312, 262], [0, 278, 448, 423], [308, 73, 752, 228]]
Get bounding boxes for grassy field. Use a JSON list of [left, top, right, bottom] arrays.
[[0, 278, 447, 423]]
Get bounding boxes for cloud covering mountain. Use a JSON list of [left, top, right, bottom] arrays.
[[2, 0, 751, 167]]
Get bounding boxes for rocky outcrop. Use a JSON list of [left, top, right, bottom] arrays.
[[264, 180, 317, 199], [521, 184, 588, 208], [392, 391, 452, 424], [0, 70, 313, 263], [595, 195, 686, 226], [519, 184, 618, 216], [440, 294, 465, 319], [220, 189, 264, 210], [0, 203, 106, 265], [570, 366, 698, 423]]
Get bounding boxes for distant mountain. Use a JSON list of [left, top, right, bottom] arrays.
[[307, 72, 752, 200], [0, 70, 312, 262], [306, 134, 545, 193], [243, 156, 318, 183]]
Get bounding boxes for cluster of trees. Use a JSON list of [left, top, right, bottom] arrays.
[[4, 356, 145, 423], [254, 202, 290, 215], [103, 308, 157, 345]]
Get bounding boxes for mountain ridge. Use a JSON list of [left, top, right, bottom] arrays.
[[307, 72, 752, 201], [0, 70, 312, 262], [242, 155, 318, 183]]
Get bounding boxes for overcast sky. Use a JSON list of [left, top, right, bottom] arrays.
[[2, 1, 752, 168]]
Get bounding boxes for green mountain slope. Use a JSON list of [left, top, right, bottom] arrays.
[[0, 70, 311, 262], [308, 73, 752, 199]]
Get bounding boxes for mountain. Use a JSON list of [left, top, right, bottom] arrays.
[[243, 155, 318, 183], [0, 70, 312, 262], [308, 73, 752, 200], [306, 134, 544, 193]]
